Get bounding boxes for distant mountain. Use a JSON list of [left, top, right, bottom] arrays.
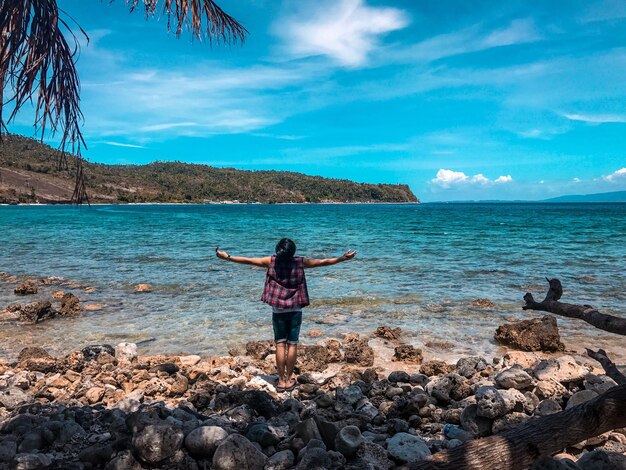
[[0, 135, 418, 204], [542, 190, 626, 203]]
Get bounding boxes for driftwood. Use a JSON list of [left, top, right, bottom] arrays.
[[586, 348, 626, 385], [411, 383, 626, 470], [523, 278, 626, 336]]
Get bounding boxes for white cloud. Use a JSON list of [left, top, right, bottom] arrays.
[[563, 113, 626, 124], [573, 177, 581, 183], [431, 169, 513, 188], [603, 168, 626, 182], [276, 0, 409, 67]]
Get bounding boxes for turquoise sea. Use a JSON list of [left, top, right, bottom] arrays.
[[1, 203, 625, 362]]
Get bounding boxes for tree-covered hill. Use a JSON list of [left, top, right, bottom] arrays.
[[0, 135, 418, 204]]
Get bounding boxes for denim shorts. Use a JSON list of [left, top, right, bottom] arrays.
[[272, 311, 302, 344]]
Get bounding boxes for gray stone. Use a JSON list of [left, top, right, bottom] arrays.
[[534, 356, 589, 383], [115, 342, 137, 363], [18, 432, 43, 453], [295, 447, 331, 470], [337, 385, 364, 406], [265, 450, 295, 470], [566, 390, 598, 410], [475, 386, 507, 419], [495, 365, 533, 390], [0, 439, 17, 463], [353, 441, 393, 470], [104, 450, 143, 470], [295, 418, 321, 444], [425, 376, 454, 404], [499, 388, 526, 413], [388, 371, 411, 383], [535, 399, 563, 417], [584, 375, 618, 395], [132, 423, 184, 464], [387, 432, 431, 463], [0, 387, 31, 411], [246, 423, 279, 448], [12, 453, 53, 470], [577, 449, 626, 470], [460, 404, 492, 437], [184, 425, 229, 458], [492, 412, 529, 434], [456, 356, 488, 378], [531, 456, 580, 470], [334, 425, 363, 458], [212, 434, 268, 470]]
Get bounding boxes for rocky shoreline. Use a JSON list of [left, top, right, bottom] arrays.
[[1, 324, 625, 470]]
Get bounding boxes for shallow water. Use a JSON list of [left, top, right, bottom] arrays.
[[1, 203, 625, 362]]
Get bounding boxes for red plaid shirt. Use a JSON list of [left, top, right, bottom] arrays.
[[261, 255, 310, 309]]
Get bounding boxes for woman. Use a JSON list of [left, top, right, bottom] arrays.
[[216, 238, 356, 391]]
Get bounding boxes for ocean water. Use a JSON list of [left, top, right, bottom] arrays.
[[1, 203, 625, 363]]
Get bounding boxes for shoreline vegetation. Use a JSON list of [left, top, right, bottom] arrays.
[[0, 135, 418, 205], [1, 273, 625, 468]]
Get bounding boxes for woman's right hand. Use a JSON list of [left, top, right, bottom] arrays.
[[342, 250, 357, 261], [215, 247, 230, 260]]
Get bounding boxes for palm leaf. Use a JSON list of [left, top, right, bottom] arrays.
[[0, 0, 247, 203]]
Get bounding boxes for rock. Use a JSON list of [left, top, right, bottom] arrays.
[[85, 387, 105, 404], [14, 280, 38, 295], [17, 301, 56, 323], [314, 418, 340, 450], [52, 290, 65, 299], [179, 355, 202, 367], [475, 386, 507, 419], [535, 379, 568, 400], [337, 385, 364, 406], [134, 284, 152, 293], [0, 387, 32, 410], [343, 335, 375, 367], [307, 329, 323, 337], [169, 373, 189, 396], [498, 388, 527, 413], [503, 351, 547, 368], [393, 344, 423, 364], [104, 450, 143, 470], [185, 425, 229, 458], [353, 441, 394, 470], [470, 298, 495, 309], [324, 339, 342, 362], [535, 399, 563, 417], [246, 423, 279, 447], [531, 455, 580, 470], [494, 315, 565, 352], [59, 293, 81, 316], [43, 420, 86, 447], [456, 356, 488, 377], [213, 434, 268, 470], [374, 325, 401, 340], [296, 447, 331, 470], [420, 360, 454, 376], [298, 345, 330, 372], [387, 432, 431, 463], [295, 418, 322, 444], [79, 443, 115, 467], [495, 365, 534, 390], [17, 347, 58, 373], [492, 412, 529, 434], [115, 342, 137, 363], [577, 449, 626, 469], [534, 356, 589, 383], [334, 426, 363, 457], [566, 390, 598, 409], [81, 344, 115, 361], [245, 340, 274, 360], [265, 450, 295, 470], [132, 423, 184, 464], [12, 453, 53, 470], [17, 432, 43, 453], [584, 374, 619, 395], [460, 404, 492, 437], [425, 376, 455, 404], [84, 303, 104, 311], [0, 439, 17, 464], [388, 371, 411, 383]]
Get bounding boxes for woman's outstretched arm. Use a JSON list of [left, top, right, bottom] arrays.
[[215, 248, 271, 268], [303, 250, 357, 268]]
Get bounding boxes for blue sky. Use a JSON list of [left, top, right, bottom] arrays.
[[8, 0, 626, 201]]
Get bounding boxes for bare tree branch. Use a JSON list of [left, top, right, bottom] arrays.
[[586, 348, 626, 385]]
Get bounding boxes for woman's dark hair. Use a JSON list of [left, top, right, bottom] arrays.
[[275, 238, 296, 261]]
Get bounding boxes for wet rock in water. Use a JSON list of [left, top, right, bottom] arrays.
[[17, 347, 58, 373], [393, 344, 423, 364], [16, 301, 57, 324], [132, 423, 184, 464], [495, 365, 534, 390], [0, 387, 32, 411], [134, 284, 152, 293], [14, 280, 38, 295], [420, 360, 453, 376], [58, 293, 81, 316], [475, 386, 508, 419], [343, 335, 374, 367], [115, 342, 137, 363], [298, 345, 330, 372], [212, 433, 267, 470], [266, 449, 295, 470], [84, 303, 104, 311], [470, 298, 496, 309], [495, 315, 565, 352], [565, 390, 598, 409], [51, 290, 65, 299], [81, 344, 115, 362], [245, 340, 274, 360], [184, 425, 229, 458], [534, 356, 589, 383], [374, 325, 402, 340], [387, 432, 431, 463], [334, 426, 363, 458]]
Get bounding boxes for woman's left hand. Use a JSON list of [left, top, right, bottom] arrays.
[[342, 250, 357, 260], [215, 247, 230, 260]]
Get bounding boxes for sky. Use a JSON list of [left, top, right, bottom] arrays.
[[7, 0, 626, 201]]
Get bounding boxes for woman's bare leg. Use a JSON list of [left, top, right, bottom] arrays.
[[285, 344, 298, 385], [276, 342, 287, 387]]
